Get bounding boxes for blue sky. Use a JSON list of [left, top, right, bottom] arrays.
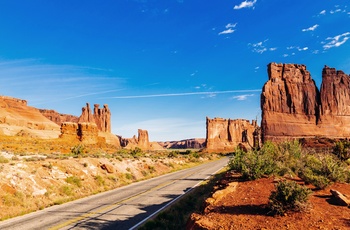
[[0, 0, 349, 141]]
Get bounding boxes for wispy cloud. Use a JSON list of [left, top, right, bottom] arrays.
[[234, 0, 257, 10], [323, 32, 350, 50], [302, 24, 319, 32], [0, 58, 124, 105], [248, 40, 276, 54], [106, 89, 261, 99], [218, 23, 237, 35], [319, 10, 326, 15], [232, 94, 255, 101]]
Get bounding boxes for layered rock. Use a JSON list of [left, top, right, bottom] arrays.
[[206, 117, 259, 152], [160, 138, 206, 149], [39, 109, 79, 126], [0, 96, 60, 138], [121, 129, 164, 150], [60, 122, 102, 144], [261, 63, 350, 141], [78, 103, 111, 132], [318, 66, 350, 136]]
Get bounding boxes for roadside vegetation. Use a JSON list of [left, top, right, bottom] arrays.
[[0, 140, 218, 221], [229, 140, 350, 215]]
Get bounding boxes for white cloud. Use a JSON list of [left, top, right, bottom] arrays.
[[218, 28, 235, 35], [298, 47, 308, 51], [302, 24, 319, 32], [108, 89, 262, 99], [232, 94, 255, 101], [234, 0, 257, 10], [249, 40, 273, 54], [319, 10, 326, 15], [218, 23, 237, 35], [323, 32, 350, 49], [226, 23, 237, 28]]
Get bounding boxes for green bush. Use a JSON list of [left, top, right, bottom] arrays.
[[70, 144, 85, 156], [66, 176, 82, 187], [268, 180, 312, 215], [299, 154, 349, 189], [229, 145, 277, 180], [333, 140, 350, 161]]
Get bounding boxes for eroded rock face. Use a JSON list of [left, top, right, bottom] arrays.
[[318, 66, 350, 136], [121, 129, 163, 150], [137, 129, 150, 149], [261, 63, 350, 141], [39, 109, 79, 126], [78, 103, 111, 132], [206, 117, 259, 152], [160, 138, 206, 149]]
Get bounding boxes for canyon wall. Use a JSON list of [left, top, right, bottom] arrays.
[[261, 63, 350, 141], [206, 117, 259, 152], [121, 129, 164, 150], [39, 109, 79, 126]]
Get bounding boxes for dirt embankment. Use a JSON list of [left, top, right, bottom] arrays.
[[188, 171, 350, 230]]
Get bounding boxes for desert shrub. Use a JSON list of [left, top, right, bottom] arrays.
[[71, 144, 85, 156], [333, 140, 350, 161], [66, 176, 82, 187], [229, 145, 277, 180], [95, 175, 105, 186], [268, 180, 312, 215], [130, 147, 142, 156], [167, 151, 178, 158], [299, 154, 349, 189], [124, 173, 135, 181], [0, 155, 9, 163], [60, 185, 73, 196]]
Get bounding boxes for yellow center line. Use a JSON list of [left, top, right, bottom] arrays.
[[49, 171, 196, 230]]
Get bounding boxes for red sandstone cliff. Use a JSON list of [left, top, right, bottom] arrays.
[[39, 109, 79, 126], [206, 117, 259, 152], [261, 63, 350, 141], [0, 96, 60, 138], [78, 103, 111, 133]]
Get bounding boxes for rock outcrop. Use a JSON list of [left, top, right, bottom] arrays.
[[78, 103, 111, 133], [0, 96, 60, 138], [318, 66, 350, 136], [206, 117, 259, 152], [121, 129, 164, 150], [159, 138, 206, 149], [261, 63, 350, 141], [39, 109, 79, 126]]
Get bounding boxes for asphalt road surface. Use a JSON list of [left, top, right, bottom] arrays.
[[0, 157, 228, 230]]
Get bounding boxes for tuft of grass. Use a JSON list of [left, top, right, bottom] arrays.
[[66, 176, 82, 188], [0, 155, 9, 163]]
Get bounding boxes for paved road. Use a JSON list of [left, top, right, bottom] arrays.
[[0, 157, 228, 230]]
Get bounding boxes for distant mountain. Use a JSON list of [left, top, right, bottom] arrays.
[[159, 138, 206, 149]]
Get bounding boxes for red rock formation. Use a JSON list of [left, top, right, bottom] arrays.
[[318, 66, 350, 136], [39, 109, 78, 126], [137, 129, 150, 149], [159, 138, 206, 149], [0, 96, 60, 138], [261, 63, 350, 142], [121, 129, 163, 150], [60, 122, 79, 140], [261, 63, 320, 141], [78, 103, 111, 133], [93, 104, 111, 132], [78, 103, 94, 123], [206, 117, 259, 152], [78, 122, 99, 144]]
